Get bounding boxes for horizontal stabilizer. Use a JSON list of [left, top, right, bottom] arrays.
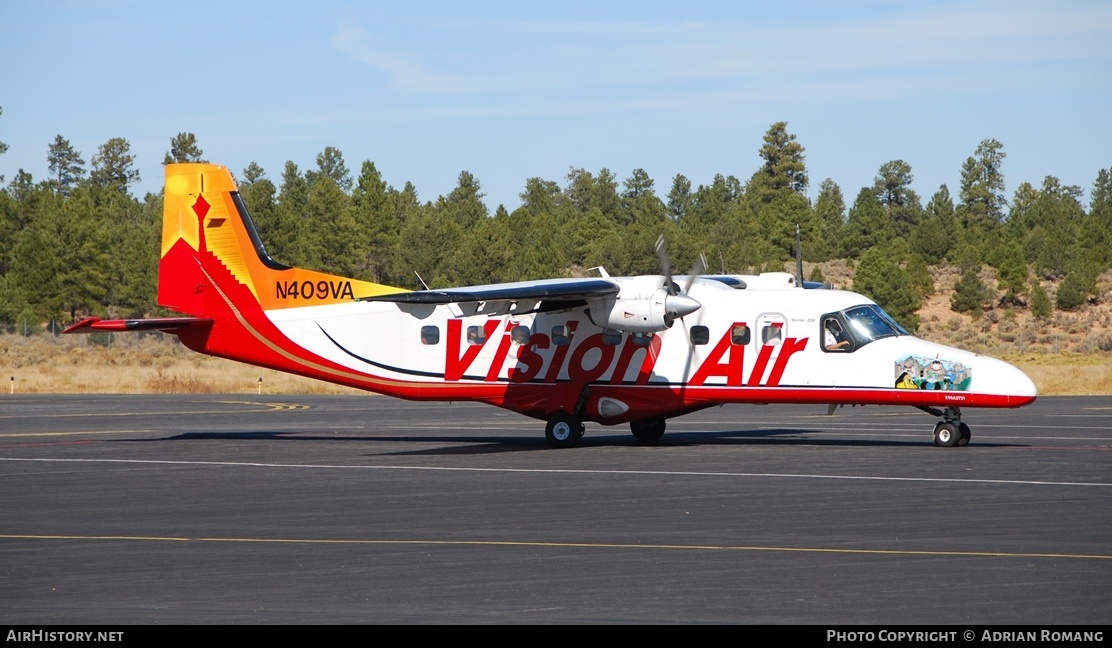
[[63, 316, 213, 334]]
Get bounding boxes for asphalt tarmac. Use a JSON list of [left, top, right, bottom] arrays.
[[1, 394, 1109, 625]]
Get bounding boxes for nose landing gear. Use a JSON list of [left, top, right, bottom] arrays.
[[920, 406, 971, 447]]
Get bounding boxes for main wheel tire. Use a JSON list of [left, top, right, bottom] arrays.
[[933, 422, 961, 447], [546, 412, 584, 449], [630, 418, 666, 443], [957, 422, 971, 447]]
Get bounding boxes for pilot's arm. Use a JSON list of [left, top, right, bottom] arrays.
[[824, 328, 849, 351]]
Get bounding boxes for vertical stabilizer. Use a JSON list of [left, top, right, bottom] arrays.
[[157, 163, 405, 319]]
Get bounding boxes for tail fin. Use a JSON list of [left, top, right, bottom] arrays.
[[158, 163, 403, 318]]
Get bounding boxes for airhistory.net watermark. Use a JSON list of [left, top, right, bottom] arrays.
[[6, 631, 123, 642]]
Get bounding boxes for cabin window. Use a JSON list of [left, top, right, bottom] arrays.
[[631, 332, 653, 347], [602, 329, 622, 346], [511, 325, 531, 345], [420, 326, 440, 345], [731, 324, 750, 346], [466, 325, 486, 345], [690, 325, 710, 345], [761, 325, 783, 345], [552, 325, 571, 346]]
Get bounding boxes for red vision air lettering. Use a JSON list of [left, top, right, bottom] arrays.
[[445, 319, 501, 381], [688, 324, 807, 387], [689, 324, 747, 387]]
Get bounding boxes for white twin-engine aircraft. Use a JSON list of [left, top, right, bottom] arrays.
[[66, 163, 1037, 448]]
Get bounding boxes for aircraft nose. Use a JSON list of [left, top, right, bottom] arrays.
[[983, 356, 1037, 404], [1010, 363, 1038, 400], [665, 293, 701, 319]]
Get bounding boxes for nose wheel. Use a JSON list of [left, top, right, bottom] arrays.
[[926, 407, 971, 447]]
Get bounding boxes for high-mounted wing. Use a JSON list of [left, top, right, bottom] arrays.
[[360, 277, 621, 317]]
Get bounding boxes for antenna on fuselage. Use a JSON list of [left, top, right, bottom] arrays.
[[794, 224, 804, 288], [414, 271, 430, 290]]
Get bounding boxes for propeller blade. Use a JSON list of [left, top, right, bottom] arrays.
[[654, 234, 675, 295], [683, 253, 707, 295]]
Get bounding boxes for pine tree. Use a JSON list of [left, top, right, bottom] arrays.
[[994, 240, 1029, 306], [351, 160, 397, 283], [750, 121, 808, 200], [1029, 280, 1052, 320], [46, 135, 85, 196], [959, 138, 1007, 228], [306, 146, 352, 192], [910, 185, 956, 262], [621, 168, 665, 226], [519, 177, 562, 216], [1082, 168, 1112, 269], [852, 247, 920, 330], [689, 174, 740, 228], [1055, 271, 1088, 311], [9, 226, 62, 322], [1055, 257, 1097, 312], [89, 137, 140, 194], [951, 266, 990, 317], [666, 174, 692, 221], [0, 106, 8, 182], [272, 162, 308, 265], [811, 179, 845, 261], [566, 167, 621, 224], [440, 170, 488, 229], [162, 132, 205, 164], [301, 177, 357, 276], [872, 160, 921, 239], [841, 188, 892, 258]]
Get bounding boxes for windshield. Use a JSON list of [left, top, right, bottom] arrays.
[[843, 304, 907, 343]]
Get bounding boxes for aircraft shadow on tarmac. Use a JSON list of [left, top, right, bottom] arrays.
[[134, 427, 1024, 455]]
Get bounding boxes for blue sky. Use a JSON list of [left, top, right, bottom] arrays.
[[2, 1, 1110, 212]]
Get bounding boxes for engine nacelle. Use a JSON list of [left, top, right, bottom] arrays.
[[587, 287, 700, 333]]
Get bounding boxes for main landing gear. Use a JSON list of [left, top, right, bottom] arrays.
[[545, 411, 585, 449], [919, 406, 971, 447], [630, 417, 666, 443], [544, 414, 668, 448]]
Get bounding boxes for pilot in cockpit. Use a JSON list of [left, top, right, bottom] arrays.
[[824, 319, 850, 351]]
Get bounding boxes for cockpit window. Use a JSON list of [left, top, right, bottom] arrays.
[[843, 305, 906, 344], [821, 305, 907, 352], [874, 307, 909, 336]]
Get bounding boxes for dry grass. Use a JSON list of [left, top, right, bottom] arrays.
[[1, 333, 361, 396]]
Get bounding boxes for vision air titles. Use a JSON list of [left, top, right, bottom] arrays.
[[413, 316, 807, 386], [65, 163, 1037, 449]]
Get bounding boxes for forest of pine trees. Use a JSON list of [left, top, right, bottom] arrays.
[[1, 118, 1110, 335]]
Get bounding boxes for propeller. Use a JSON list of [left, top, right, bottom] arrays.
[[686, 253, 707, 294], [654, 235, 701, 324], [654, 235, 675, 295]]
